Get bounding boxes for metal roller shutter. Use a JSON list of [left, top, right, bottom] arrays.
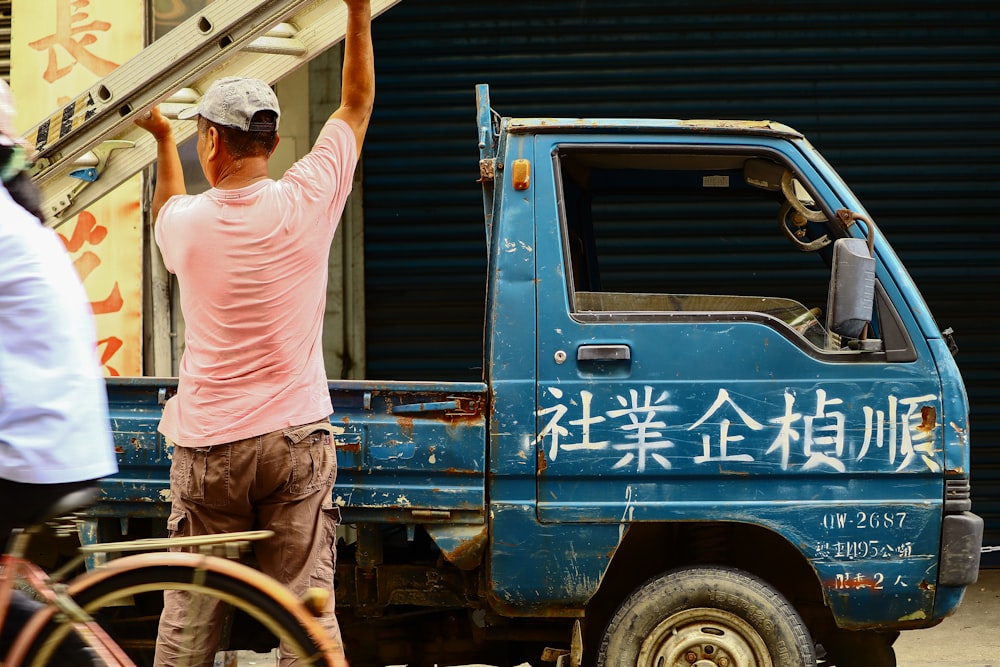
[[362, 1, 1000, 554]]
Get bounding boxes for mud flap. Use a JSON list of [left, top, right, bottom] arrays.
[[939, 511, 984, 586]]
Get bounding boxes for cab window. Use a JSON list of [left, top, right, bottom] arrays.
[[556, 145, 893, 355]]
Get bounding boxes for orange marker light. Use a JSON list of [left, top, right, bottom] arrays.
[[512, 158, 531, 190]]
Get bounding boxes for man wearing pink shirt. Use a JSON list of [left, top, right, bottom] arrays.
[[135, 1, 374, 664]]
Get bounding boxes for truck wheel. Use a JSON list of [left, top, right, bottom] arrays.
[[820, 629, 897, 667], [597, 565, 815, 667]]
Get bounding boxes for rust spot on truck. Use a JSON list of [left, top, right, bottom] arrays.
[[443, 412, 486, 427], [680, 119, 775, 130], [396, 415, 415, 439], [424, 523, 488, 571], [918, 406, 936, 431], [823, 578, 879, 592], [443, 528, 487, 568]]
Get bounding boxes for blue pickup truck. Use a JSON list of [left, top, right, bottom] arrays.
[[85, 86, 982, 667]]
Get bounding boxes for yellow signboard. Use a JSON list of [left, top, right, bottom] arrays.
[[11, 0, 144, 377]]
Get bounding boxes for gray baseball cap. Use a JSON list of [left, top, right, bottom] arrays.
[[178, 76, 280, 132]]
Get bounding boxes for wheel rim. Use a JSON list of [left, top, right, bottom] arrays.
[[637, 607, 773, 667]]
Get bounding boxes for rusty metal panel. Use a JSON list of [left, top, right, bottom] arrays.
[[90, 378, 176, 518], [329, 380, 488, 519], [92, 378, 489, 524]]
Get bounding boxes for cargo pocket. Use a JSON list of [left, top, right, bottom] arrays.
[[173, 443, 232, 507], [165, 508, 189, 539], [285, 424, 336, 495], [305, 503, 343, 640], [310, 504, 342, 591]]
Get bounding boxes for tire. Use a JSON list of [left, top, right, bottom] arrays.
[[819, 629, 897, 667], [597, 565, 816, 667], [10, 555, 334, 667]]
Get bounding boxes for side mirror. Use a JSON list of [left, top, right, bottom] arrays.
[[826, 238, 875, 341]]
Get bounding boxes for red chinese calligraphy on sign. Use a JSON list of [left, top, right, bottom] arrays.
[[59, 210, 127, 375], [27, 0, 120, 83]]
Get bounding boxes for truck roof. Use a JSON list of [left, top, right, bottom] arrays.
[[505, 117, 804, 139]]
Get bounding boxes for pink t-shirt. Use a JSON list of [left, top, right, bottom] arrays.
[[154, 118, 357, 447]]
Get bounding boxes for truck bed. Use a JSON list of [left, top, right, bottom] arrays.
[[96, 377, 489, 525]]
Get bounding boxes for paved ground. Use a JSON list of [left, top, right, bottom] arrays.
[[894, 566, 1000, 667], [232, 568, 1000, 666]]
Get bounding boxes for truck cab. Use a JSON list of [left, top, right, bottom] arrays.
[[477, 85, 982, 665]]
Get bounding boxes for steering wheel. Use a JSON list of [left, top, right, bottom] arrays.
[[779, 202, 831, 252], [778, 171, 830, 252]]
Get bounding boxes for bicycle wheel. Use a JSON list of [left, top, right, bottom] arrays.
[[8, 551, 338, 667]]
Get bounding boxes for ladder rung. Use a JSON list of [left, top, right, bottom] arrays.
[[165, 88, 200, 106], [246, 22, 306, 56], [264, 22, 299, 39], [245, 35, 307, 57]]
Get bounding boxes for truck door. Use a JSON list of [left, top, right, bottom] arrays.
[[530, 134, 946, 593]]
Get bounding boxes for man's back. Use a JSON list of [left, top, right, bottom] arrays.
[[154, 119, 358, 447]]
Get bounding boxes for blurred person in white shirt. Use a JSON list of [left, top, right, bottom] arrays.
[[0, 78, 117, 665]]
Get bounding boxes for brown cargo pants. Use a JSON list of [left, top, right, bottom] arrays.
[[153, 420, 342, 667]]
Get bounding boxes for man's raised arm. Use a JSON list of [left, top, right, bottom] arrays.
[[331, 0, 375, 153]]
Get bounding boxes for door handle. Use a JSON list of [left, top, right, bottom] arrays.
[[390, 398, 481, 416], [577, 344, 631, 361]]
